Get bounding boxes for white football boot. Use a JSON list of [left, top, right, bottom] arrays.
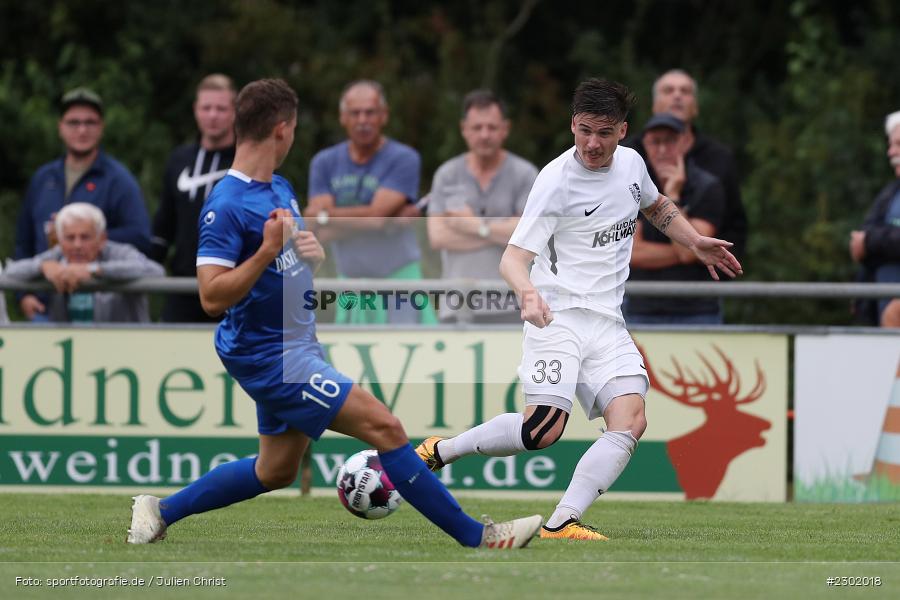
[[479, 514, 543, 549], [126, 495, 167, 544]]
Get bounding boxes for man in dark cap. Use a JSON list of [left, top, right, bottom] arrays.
[[626, 112, 727, 324], [14, 87, 151, 320], [625, 69, 747, 260]]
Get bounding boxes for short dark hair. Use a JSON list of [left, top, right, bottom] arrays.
[[235, 79, 298, 142], [461, 89, 507, 119], [571, 79, 635, 123]]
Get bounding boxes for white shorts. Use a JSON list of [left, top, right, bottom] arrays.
[[518, 308, 648, 420]]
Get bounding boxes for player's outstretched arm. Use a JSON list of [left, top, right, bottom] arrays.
[[641, 195, 743, 280], [198, 209, 294, 316], [500, 244, 553, 327]]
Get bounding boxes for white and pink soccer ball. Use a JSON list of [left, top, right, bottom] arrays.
[[336, 449, 403, 519]]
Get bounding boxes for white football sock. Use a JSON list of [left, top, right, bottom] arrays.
[[545, 430, 637, 529], [438, 413, 526, 463]]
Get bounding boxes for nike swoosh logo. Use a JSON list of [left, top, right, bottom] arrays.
[[177, 167, 230, 200], [584, 203, 603, 216]]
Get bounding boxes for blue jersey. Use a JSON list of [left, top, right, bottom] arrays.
[[197, 169, 316, 363]]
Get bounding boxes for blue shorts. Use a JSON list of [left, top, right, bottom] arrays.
[[222, 345, 353, 440]]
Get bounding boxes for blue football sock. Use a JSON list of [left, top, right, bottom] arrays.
[[159, 456, 269, 526], [379, 444, 483, 547]]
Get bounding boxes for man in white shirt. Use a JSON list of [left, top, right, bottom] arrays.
[[417, 79, 742, 540]]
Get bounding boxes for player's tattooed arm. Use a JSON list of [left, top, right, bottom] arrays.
[[641, 196, 682, 234], [639, 195, 743, 279]]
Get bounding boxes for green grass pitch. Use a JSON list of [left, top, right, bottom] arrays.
[[0, 493, 898, 599]]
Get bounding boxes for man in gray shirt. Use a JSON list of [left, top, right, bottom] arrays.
[[427, 90, 538, 323], [6, 202, 164, 322]]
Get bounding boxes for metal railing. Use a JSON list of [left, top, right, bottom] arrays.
[[1, 275, 899, 298]]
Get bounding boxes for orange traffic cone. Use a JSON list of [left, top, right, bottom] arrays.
[[871, 360, 900, 484]]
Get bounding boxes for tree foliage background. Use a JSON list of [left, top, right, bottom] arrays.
[[1, 0, 898, 324]]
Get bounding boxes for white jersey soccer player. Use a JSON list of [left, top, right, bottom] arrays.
[[416, 78, 742, 540], [509, 143, 657, 422], [512, 143, 658, 321]]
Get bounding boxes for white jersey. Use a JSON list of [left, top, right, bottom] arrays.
[[509, 145, 659, 322]]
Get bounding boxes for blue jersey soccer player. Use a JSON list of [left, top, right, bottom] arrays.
[[126, 78, 541, 549]]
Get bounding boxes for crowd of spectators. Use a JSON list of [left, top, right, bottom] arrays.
[[2, 70, 896, 328]]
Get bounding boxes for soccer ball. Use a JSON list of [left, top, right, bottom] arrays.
[[336, 449, 403, 519]]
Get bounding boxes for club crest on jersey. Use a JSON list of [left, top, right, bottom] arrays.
[[203, 210, 216, 225], [628, 182, 641, 204]]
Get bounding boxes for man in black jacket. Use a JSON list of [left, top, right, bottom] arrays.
[[151, 74, 236, 322], [627, 113, 726, 324], [851, 111, 900, 327], [626, 69, 747, 261]]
